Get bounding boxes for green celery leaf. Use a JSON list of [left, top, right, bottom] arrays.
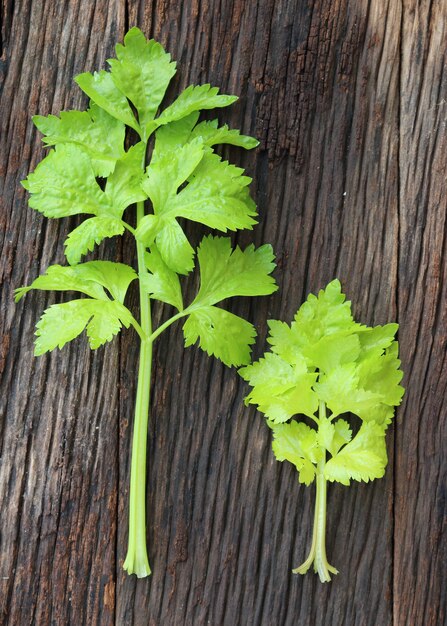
[[270, 421, 322, 485], [266, 320, 305, 365], [294, 279, 356, 339], [34, 300, 94, 354], [155, 220, 195, 275], [357, 323, 399, 357], [15, 261, 137, 304], [104, 142, 147, 217], [153, 84, 238, 132], [314, 363, 383, 419], [142, 144, 259, 274], [191, 119, 258, 149], [152, 113, 200, 158], [240, 351, 302, 390], [85, 300, 133, 348], [134, 214, 160, 247], [356, 341, 405, 406], [183, 306, 256, 367], [331, 419, 352, 456], [74, 260, 137, 303], [15, 264, 108, 302], [34, 298, 133, 355], [75, 70, 140, 132], [108, 28, 176, 135], [361, 404, 395, 426], [316, 417, 336, 452], [143, 137, 205, 210], [150, 116, 257, 167], [240, 352, 318, 422], [316, 417, 352, 457], [165, 151, 257, 231], [191, 236, 277, 307], [302, 331, 360, 372], [240, 279, 404, 494], [33, 103, 125, 177], [64, 217, 125, 266], [141, 247, 183, 311], [22, 145, 113, 218], [269, 280, 359, 357], [324, 422, 388, 485]]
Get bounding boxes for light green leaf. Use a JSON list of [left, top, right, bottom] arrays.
[[34, 300, 94, 354], [357, 323, 399, 357], [85, 300, 133, 348], [77, 260, 137, 303], [32, 103, 125, 177], [240, 352, 318, 422], [34, 298, 133, 355], [15, 264, 108, 302], [324, 422, 388, 485], [240, 351, 301, 390], [142, 142, 259, 275], [152, 113, 200, 158], [64, 217, 125, 265], [165, 152, 257, 231], [302, 331, 360, 372], [314, 364, 383, 419], [276, 280, 359, 354], [15, 261, 137, 305], [296, 279, 355, 333], [316, 417, 335, 452], [183, 306, 256, 367], [361, 404, 395, 426], [156, 220, 195, 275], [331, 419, 352, 456], [143, 138, 205, 210], [316, 417, 353, 457], [75, 70, 140, 132], [191, 119, 258, 149], [135, 214, 160, 247], [270, 421, 321, 485], [141, 247, 183, 311], [22, 145, 113, 218], [266, 319, 305, 365], [357, 342, 405, 406], [154, 84, 238, 130], [104, 142, 147, 216], [191, 236, 277, 307], [108, 28, 176, 135]]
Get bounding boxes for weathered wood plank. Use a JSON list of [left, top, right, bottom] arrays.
[[1, 0, 445, 625], [395, 1, 447, 624], [0, 2, 125, 625]]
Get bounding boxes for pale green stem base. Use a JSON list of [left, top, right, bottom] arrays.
[[293, 403, 338, 583], [123, 338, 152, 577]]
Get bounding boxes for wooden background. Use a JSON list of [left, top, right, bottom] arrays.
[[1, 1, 445, 624]]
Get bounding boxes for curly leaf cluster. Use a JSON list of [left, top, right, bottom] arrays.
[[240, 280, 404, 485]]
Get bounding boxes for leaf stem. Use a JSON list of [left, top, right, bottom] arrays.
[[147, 310, 188, 344], [293, 401, 338, 582], [128, 316, 146, 342], [123, 200, 153, 577], [121, 219, 137, 237]]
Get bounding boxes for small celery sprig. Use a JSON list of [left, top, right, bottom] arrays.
[[239, 280, 404, 582], [16, 28, 278, 578]]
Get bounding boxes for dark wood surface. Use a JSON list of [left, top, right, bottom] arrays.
[[1, 1, 445, 624]]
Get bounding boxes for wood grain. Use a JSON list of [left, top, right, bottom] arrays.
[[0, 1, 445, 624], [395, 1, 447, 625]]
